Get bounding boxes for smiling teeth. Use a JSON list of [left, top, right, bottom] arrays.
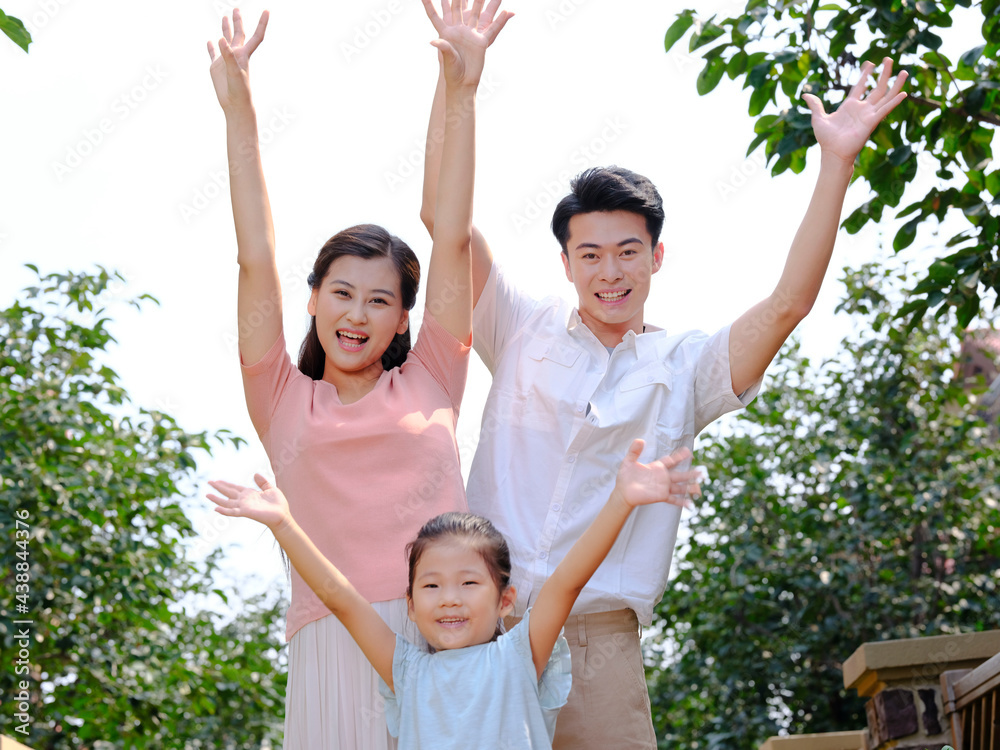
[[339, 331, 366, 340], [598, 291, 628, 301]]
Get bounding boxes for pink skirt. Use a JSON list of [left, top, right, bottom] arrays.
[[283, 599, 423, 750]]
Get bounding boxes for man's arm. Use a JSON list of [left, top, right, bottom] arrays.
[[729, 58, 908, 396]]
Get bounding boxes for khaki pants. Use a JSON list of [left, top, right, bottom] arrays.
[[507, 609, 657, 750]]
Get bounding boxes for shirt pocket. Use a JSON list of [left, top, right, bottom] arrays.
[[495, 338, 583, 430]]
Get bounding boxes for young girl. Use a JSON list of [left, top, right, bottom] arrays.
[[205, 3, 510, 747], [208, 440, 704, 749]]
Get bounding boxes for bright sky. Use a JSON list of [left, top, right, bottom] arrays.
[[0, 0, 980, 605]]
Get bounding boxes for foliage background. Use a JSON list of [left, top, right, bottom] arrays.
[[0, 269, 287, 748], [647, 263, 1000, 749]]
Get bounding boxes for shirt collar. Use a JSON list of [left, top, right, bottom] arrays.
[[567, 307, 662, 358]]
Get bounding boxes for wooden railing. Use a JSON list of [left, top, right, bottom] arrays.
[[942, 651, 1000, 750]]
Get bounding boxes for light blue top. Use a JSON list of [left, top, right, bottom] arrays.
[[379, 609, 572, 749]]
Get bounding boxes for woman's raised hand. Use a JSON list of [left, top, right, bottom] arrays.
[[421, 0, 513, 89], [207, 8, 269, 112], [208, 473, 290, 530], [614, 440, 705, 510]]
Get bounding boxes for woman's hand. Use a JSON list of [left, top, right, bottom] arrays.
[[207, 473, 290, 530], [207, 8, 269, 113], [421, 0, 512, 89]]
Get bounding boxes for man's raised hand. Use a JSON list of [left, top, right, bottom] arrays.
[[207, 8, 269, 112], [421, 0, 512, 89], [803, 57, 908, 165]]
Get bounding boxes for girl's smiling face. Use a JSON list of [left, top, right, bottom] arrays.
[[307, 255, 409, 383], [407, 536, 516, 651]]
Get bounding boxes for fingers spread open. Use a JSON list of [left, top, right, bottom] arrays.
[[244, 10, 269, 55], [232, 8, 246, 46]]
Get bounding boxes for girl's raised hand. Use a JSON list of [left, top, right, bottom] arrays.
[[207, 473, 290, 530], [421, 0, 513, 89], [207, 8, 269, 112], [614, 440, 704, 510], [803, 57, 908, 165]]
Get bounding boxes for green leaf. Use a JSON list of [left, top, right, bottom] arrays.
[[0, 10, 31, 53], [664, 11, 696, 52], [893, 217, 921, 251], [697, 56, 727, 95], [690, 20, 726, 52]]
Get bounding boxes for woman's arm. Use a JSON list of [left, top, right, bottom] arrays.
[[527, 441, 704, 679], [420, 60, 495, 307], [207, 475, 398, 690], [419, 0, 511, 341], [207, 10, 283, 367]]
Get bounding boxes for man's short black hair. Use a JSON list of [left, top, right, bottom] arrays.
[[551, 166, 665, 254]]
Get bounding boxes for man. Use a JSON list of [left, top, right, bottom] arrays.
[[421, 25, 906, 746]]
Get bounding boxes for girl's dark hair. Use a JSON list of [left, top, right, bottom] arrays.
[[406, 512, 512, 639], [551, 166, 665, 253], [297, 224, 420, 380]]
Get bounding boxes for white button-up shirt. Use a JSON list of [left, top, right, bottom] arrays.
[[467, 263, 761, 625]]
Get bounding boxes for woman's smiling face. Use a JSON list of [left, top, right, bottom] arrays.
[[307, 254, 409, 381]]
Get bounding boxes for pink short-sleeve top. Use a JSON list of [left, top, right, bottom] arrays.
[[241, 312, 471, 640]]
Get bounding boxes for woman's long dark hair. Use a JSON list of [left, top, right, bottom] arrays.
[[297, 224, 420, 380]]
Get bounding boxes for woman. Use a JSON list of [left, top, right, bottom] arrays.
[[205, 3, 511, 747]]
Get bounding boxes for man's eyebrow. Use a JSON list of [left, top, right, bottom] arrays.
[[573, 237, 644, 250]]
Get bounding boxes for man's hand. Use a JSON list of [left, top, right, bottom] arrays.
[[804, 57, 908, 165], [421, 0, 512, 89], [207, 8, 269, 112]]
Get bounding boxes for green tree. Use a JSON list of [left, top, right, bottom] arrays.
[[646, 264, 1000, 750], [0, 8, 31, 52], [664, 0, 998, 327], [0, 267, 286, 748]]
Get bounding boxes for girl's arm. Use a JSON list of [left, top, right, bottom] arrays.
[[207, 10, 283, 369], [208, 475, 398, 691], [527, 441, 704, 680], [419, 0, 511, 342]]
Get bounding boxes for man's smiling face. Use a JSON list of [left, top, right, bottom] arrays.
[[560, 210, 664, 347]]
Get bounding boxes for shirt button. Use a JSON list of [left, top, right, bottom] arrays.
[[647, 375, 654, 382], [576, 403, 585, 413], [539, 551, 548, 560], [552, 504, 562, 512], [568, 456, 576, 463]]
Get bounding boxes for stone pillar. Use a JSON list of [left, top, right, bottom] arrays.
[[842, 630, 1000, 750]]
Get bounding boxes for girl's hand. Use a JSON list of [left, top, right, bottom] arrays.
[[207, 473, 290, 530], [421, 0, 512, 89], [614, 439, 705, 510], [207, 8, 269, 112], [803, 57, 908, 166]]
